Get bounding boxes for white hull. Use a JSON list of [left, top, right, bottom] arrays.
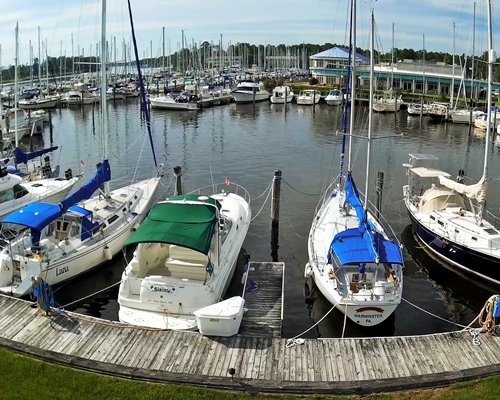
[[18, 98, 59, 110], [270, 86, 294, 104], [325, 98, 342, 106], [118, 188, 251, 330], [0, 174, 80, 220], [232, 91, 269, 103], [450, 109, 482, 124], [0, 177, 161, 297], [149, 95, 198, 111], [307, 186, 402, 327], [297, 90, 321, 105]]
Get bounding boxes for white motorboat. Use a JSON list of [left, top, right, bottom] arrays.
[[270, 86, 294, 104], [325, 89, 343, 106], [149, 93, 198, 111], [232, 81, 270, 103], [373, 89, 402, 112], [18, 95, 59, 110], [407, 102, 429, 116], [449, 108, 483, 124], [62, 83, 100, 106], [296, 89, 321, 105], [306, 7, 404, 327], [0, 163, 79, 220], [118, 183, 251, 330]]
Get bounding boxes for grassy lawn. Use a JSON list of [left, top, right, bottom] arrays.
[[0, 347, 499, 400]]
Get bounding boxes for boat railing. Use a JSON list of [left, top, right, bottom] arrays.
[[365, 198, 402, 247], [484, 209, 500, 230], [188, 182, 251, 205]]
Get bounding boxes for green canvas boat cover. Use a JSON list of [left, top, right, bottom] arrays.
[[125, 194, 220, 254]]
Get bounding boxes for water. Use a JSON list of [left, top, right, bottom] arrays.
[[37, 100, 500, 338]]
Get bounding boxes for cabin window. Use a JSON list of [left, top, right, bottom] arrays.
[[484, 228, 498, 235], [0, 188, 14, 203], [13, 184, 29, 199], [438, 220, 444, 226], [471, 237, 477, 241], [430, 215, 435, 221]]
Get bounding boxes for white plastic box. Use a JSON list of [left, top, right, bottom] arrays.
[[193, 296, 245, 337]]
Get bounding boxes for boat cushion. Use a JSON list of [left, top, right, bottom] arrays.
[[165, 258, 207, 280], [169, 245, 208, 263]]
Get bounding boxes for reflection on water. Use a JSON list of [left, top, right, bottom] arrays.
[[38, 100, 500, 338]]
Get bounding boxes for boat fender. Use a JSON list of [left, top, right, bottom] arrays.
[[104, 245, 112, 260], [304, 263, 313, 278]]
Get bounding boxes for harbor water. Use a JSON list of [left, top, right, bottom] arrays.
[[36, 99, 500, 338]]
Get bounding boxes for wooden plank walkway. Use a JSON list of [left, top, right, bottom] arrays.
[[0, 262, 499, 394], [239, 262, 283, 338]]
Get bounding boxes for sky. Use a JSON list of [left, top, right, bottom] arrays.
[[0, 0, 498, 67]]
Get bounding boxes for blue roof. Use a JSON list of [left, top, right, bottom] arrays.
[[330, 227, 404, 265], [311, 46, 368, 62]]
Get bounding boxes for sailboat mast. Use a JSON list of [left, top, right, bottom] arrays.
[[451, 22, 455, 108], [484, 0, 493, 180], [14, 22, 19, 148], [101, 0, 109, 195], [347, 0, 356, 173], [479, 0, 493, 222], [365, 10, 374, 205]]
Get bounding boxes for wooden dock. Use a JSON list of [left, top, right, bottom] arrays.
[[0, 261, 499, 395]]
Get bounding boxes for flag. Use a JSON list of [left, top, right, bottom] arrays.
[[225, 177, 231, 186], [80, 160, 85, 167]]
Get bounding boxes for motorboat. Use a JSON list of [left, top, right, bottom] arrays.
[[118, 183, 251, 330], [325, 89, 343, 106], [149, 93, 198, 111], [296, 89, 321, 105], [407, 102, 429, 116], [270, 86, 294, 104], [232, 81, 270, 103]]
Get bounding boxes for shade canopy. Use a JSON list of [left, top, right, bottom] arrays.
[[125, 194, 220, 254]]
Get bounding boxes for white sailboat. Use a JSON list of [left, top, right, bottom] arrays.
[[306, 5, 404, 327], [403, 0, 500, 286], [118, 182, 251, 330], [0, 0, 162, 297]]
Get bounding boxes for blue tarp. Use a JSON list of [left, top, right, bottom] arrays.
[[330, 227, 403, 265], [59, 160, 111, 212], [14, 146, 59, 164]]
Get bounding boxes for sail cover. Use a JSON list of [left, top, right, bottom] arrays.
[[345, 173, 367, 224], [125, 194, 220, 254], [59, 160, 111, 211], [438, 174, 488, 203], [14, 146, 59, 164]]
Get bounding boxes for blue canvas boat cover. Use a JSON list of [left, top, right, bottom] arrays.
[[14, 146, 59, 164], [59, 159, 111, 211], [330, 227, 403, 265], [2, 203, 63, 230], [345, 172, 367, 224]]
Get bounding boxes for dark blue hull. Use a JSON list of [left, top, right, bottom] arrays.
[[407, 211, 500, 286]]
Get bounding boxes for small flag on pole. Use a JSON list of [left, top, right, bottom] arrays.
[[225, 177, 231, 186], [80, 160, 85, 167]]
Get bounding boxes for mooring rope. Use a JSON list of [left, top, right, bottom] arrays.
[[250, 183, 273, 222], [61, 281, 121, 309], [282, 177, 321, 196], [285, 304, 336, 348]]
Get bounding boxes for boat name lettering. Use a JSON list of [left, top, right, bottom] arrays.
[[56, 266, 69, 276], [354, 313, 383, 319], [151, 286, 174, 294]]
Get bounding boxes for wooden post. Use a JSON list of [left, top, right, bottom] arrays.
[[48, 110, 53, 145], [376, 171, 384, 220], [174, 166, 182, 195], [271, 170, 281, 262], [284, 86, 288, 113]]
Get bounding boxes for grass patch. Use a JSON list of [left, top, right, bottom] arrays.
[[0, 347, 499, 399]]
